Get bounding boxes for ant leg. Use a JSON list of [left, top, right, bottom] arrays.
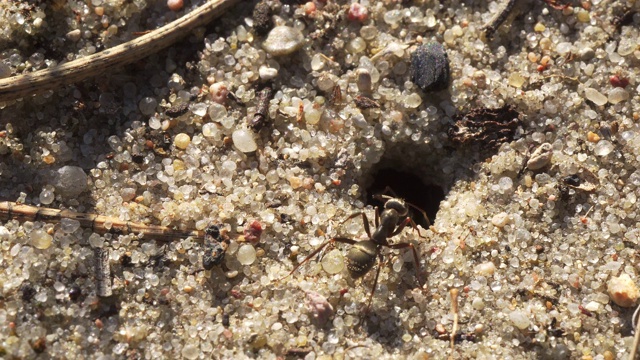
[[372, 193, 394, 204], [381, 186, 399, 198], [333, 237, 359, 246], [340, 212, 372, 239], [387, 242, 423, 285], [374, 206, 380, 229], [407, 217, 426, 239], [404, 201, 431, 228], [279, 237, 358, 281], [390, 216, 426, 239], [390, 217, 412, 237], [279, 239, 334, 281], [364, 252, 385, 314]]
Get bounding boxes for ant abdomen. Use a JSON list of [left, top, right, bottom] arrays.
[[346, 240, 377, 278]]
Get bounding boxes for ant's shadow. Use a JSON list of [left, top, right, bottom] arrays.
[[354, 264, 425, 348]]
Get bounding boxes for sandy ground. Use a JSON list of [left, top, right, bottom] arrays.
[[1, 0, 640, 358]]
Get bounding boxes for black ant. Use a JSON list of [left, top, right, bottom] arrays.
[[282, 191, 429, 311]]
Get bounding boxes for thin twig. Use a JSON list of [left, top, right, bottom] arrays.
[[0, 0, 241, 103], [0, 201, 203, 242], [631, 304, 640, 359], [483, 0, 517, 38], [449, 288, 460, 359], [94, 247, 113, 297]]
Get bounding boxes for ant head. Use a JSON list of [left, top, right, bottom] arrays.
[[384, 197, 408, 216]]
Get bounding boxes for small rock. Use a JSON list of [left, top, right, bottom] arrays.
[[527, 143, 553, 170], [53, 166, 88, 197], [250, 334, 268, 350], [594, 140, 614, 156], [584, 301, 600, 312], [555, 42, 572, 55], [30, 229, 53, 250], [472, 297, 485, 310], [474, 261, 496, 276], [402, 93, 422, 108], [262, 26, 304, 57], [508, 73, 525, 88], [491, 212, 510, 228], [167, 73, 185, 91], [181, 344, 198, 360], [305, 291, 334, 325], [321, 248, 344, 274], [584, 88, 607, 106], [607, 273, 639, 307], [0, 226, 10, 239], [258, 65, 278, 81], [207, 103, 227, 120], [509, 310, 530, 330], [347, 3, 368, 22], [243, 220, 263, 245], [232, 129, 258, 153], [66, 29, 82, 42], [578, 47, 595, 61], [60, 218, 81, 233], [609, 75, 629, 88], [167, 0, 183, 11], [237, 244, 257, 265], [173, 133, 191, 150], [586, 131, 600, 143], [209, 82, 229, 104], [39, 188, 55, 205], [410, 42, 450, 92], [608, 87, 629, 104], [576, 10, 590, 22]]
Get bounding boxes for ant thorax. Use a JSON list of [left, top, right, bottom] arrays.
[[373, 210, 400, 243]]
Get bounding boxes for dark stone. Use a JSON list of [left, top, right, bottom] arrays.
[[562, 174, 581, 187], [253, 0, 272, 36], [20, 282, 36, 302], [354, 95, 380, 109], [448, 105, 520, 149], [203, 225, 227, 270], [164, 102, 189, 118], [69, 286, 82, 302], [410, 42, 450, 92]]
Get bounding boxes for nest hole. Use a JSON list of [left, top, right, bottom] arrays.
[[366, 168, 445, 229]]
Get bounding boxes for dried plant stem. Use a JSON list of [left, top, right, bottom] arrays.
[[482, 0, 517, 38], [449, 288, 460, 359], [631, 304, 640, 360], [0, 0, 240, 103], [0, 201, 203, 242], [94, 247, 113, 298]]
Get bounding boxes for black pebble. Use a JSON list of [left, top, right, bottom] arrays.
[[203, 225, 226, 270], [69, 286, 82, 302], [563, 174, 581, 187], [410, 42, 450, 92], [253, 0, 272, 36], [165, 102, 189, 118], [20, 283, 36, 302]]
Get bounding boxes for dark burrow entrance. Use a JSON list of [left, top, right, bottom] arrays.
[[366, 168, 445, 229]]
